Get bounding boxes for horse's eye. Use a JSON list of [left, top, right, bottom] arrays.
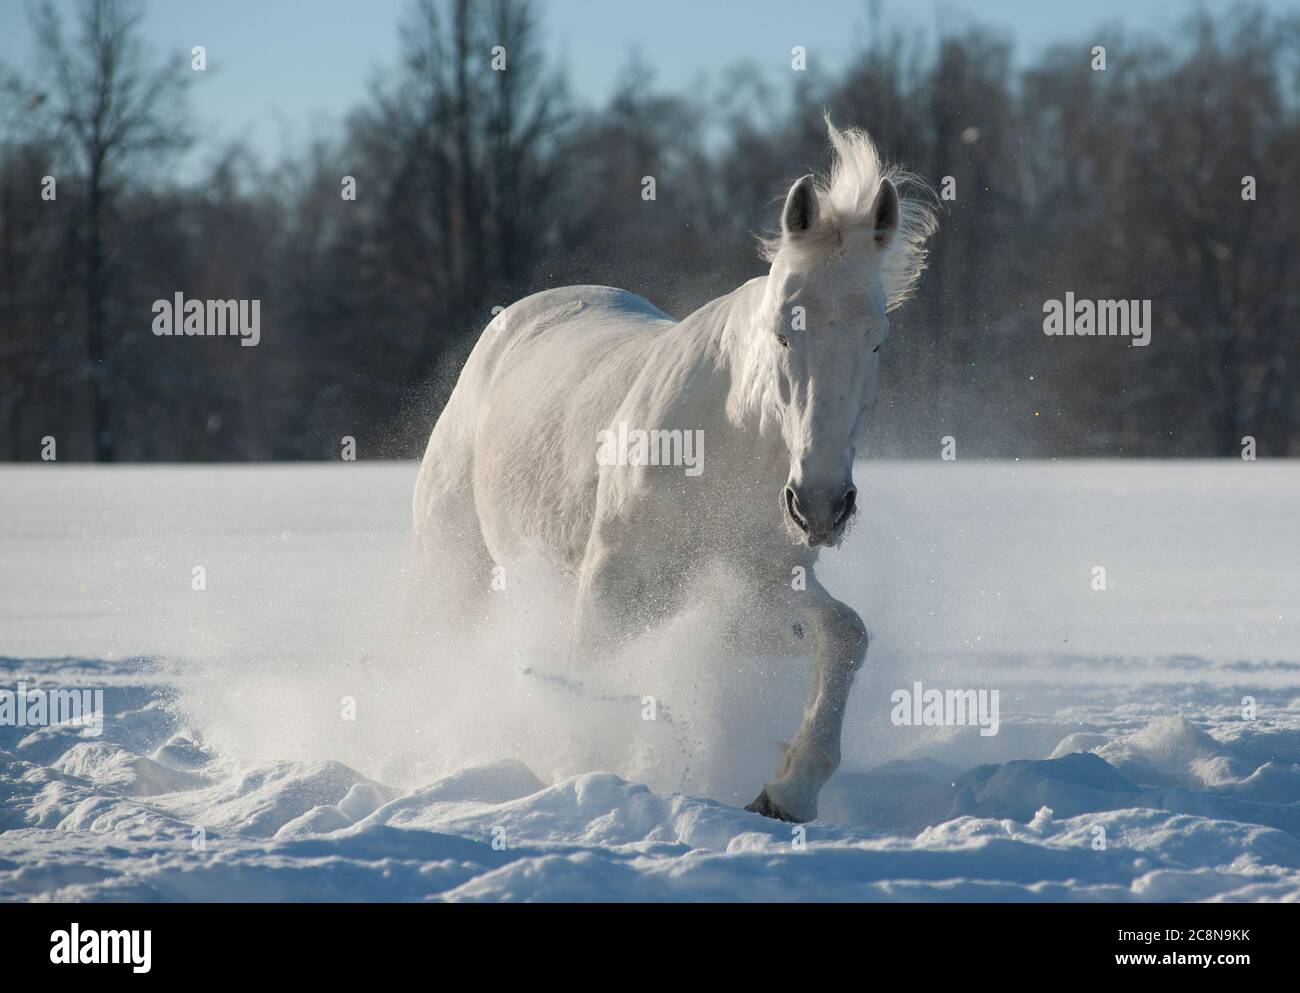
[[777, 335, 790, 349], [871, 344, 881, 353]]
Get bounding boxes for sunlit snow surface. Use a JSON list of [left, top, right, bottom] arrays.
[[1, 461, 1298, 901]]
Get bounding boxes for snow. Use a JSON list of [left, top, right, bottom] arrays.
[[1, 460, 1298, 901]]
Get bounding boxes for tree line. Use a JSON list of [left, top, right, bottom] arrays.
[[1, 0, 1296, 461]]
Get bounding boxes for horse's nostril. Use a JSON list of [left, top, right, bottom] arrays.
[[784, 486, 809, 532], [835, 488, 857, 528]]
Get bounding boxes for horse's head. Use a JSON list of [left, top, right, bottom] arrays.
[[751, 118, 935, 548]]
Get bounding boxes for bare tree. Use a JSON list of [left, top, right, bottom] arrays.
[[32, 0, 190, 460], [349, 0, 567, 389]]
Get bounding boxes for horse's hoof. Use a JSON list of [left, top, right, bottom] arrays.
[[744, 789, 803, 823]]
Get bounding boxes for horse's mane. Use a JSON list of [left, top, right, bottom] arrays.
[[759, 114, 937, 312]]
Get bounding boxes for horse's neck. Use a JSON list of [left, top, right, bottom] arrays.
[[670, 274, 784, 449], [674, 274, 765, 371]]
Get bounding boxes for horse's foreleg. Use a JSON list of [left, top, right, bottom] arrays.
[[571, 538, 647, 662], [746, 582, 868, 823]]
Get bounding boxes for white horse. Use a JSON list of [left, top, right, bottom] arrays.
[[412, 117, 936, 822]]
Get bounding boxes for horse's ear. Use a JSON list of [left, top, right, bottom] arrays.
[[872, 179, 900, 246], [781, 174, 819, 236]]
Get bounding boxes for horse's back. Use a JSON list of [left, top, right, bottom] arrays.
[[415, 285, 677, 569], [490, 285, 672, 351], [511, 284, 674, 325]]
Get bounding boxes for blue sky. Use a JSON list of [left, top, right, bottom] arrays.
[[0, 0, 1281, 171]]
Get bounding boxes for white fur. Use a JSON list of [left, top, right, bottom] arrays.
[[412, 119, 936, 821]]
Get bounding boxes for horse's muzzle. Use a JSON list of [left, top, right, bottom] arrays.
[[784, 484, 855, 546]]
